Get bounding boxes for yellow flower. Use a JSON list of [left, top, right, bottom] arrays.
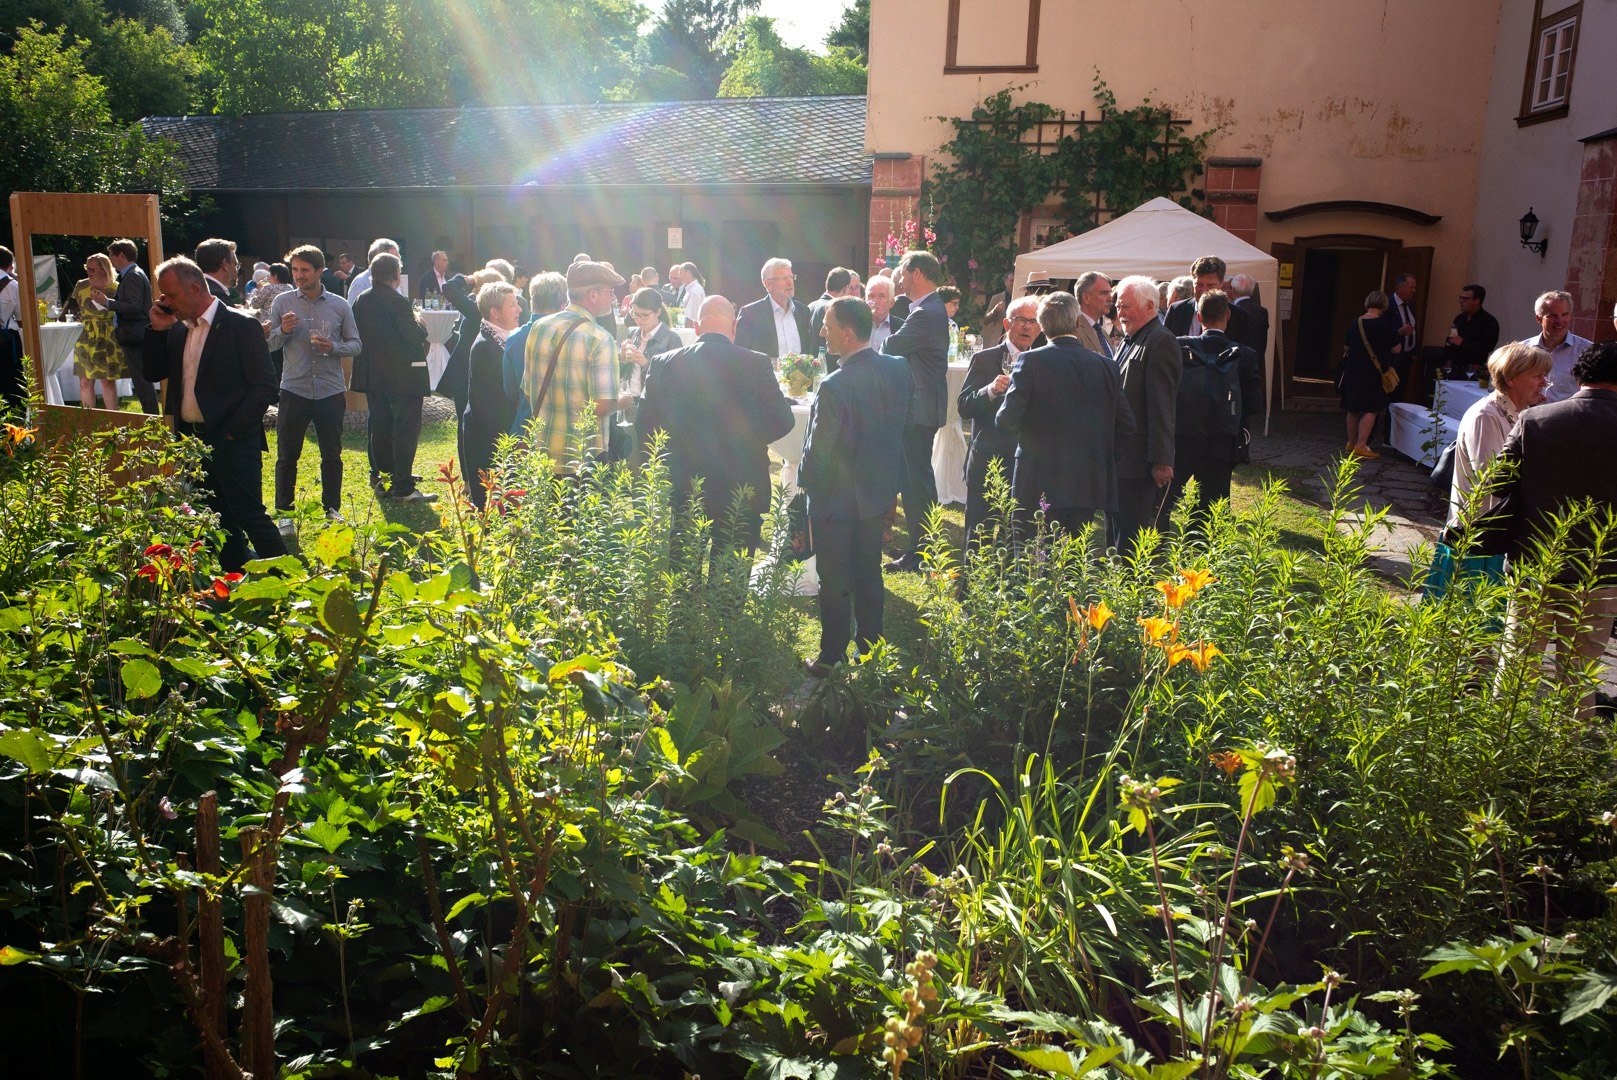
[[1179, 567, 1217, 595], [1182, 641, 1223, 672], [1155, 580, 1194, 609], [1139, 616, 1177, 645], [1067, 595, 1082, 625], [1084, 601, 1114, 632], [1166, 643, 1192, 668], [4, 422, 36, 444]]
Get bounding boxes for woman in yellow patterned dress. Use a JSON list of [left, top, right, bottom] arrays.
[[65, 253, 122, 410]]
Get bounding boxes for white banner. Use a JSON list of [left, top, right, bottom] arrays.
[[33, 255, 61, 306]]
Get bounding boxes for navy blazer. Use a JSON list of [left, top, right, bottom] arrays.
[[637, 333, 795, 516], [1165, 296, 1258, 354], [1114, 318, 1182, 478], [882, 290, 951, 428], [1231, 295, 1270, 357], [735, 296, 814, 359], [351, 284, 429, 397], [996, 336, 1135, 512], [142, 304, 278, 450], [800, 347, 911, 520], [957, 344, 1020, 489]]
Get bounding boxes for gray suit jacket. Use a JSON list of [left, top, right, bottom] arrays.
[[1494, 387, 1617, 577], [108, 264, 152, 345], [1114, 319, 1182, 478]]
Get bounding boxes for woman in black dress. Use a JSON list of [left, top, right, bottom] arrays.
[[459, 281, 523, 509], [1338, 290, 1402, 459]]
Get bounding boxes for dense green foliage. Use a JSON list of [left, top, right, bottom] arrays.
[[0, 421, 1613, 1077], [824, 0, 869, 64], [930, 82, 1212, 319], [717, 15, 867, 98]]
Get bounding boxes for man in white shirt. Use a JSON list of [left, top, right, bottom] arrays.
[[347, 237, 399, 302], [1075, 270, 1114, 359], [1522, 290, 1593, 404], [865, 276, 902, 353], [734, 257, 811, 359]]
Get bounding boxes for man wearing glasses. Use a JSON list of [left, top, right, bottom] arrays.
[[1441, 284, 1499, 381], [957, 295, 1042, 550], [195, 238, 241, 304], [736, 257, 813, 359]]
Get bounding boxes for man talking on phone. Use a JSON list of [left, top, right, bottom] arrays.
[[144, 256, 286, 573]]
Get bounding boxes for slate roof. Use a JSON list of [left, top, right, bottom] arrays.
[[143, 96, 871, 192]]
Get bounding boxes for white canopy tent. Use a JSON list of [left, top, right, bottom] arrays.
[[1013, 197, 1280, 428]]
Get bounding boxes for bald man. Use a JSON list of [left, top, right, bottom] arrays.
[[637, 295, 795, 559]]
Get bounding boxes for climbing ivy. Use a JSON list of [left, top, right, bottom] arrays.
[[929, 78, 1214, 318]]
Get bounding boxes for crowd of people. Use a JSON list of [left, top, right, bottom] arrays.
[[1, 232, 1613, 693]]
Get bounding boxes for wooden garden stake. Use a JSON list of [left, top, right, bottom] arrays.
[[196, 792, 228, 1080], [240, 826, 274, 1080]]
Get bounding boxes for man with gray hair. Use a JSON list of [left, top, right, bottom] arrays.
[[347, 238, 400, 302], [1111, 275, 1181, 548], [1522, 290, 1592, 404], [1073, 271, 1113, 358], [1226, 273, 1270, 357], [736, 257, 812, 359], [958, 293, 1040, 546], [995, 292, 1133, 540]]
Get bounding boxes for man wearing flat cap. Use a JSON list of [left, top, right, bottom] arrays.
[[521, 261, 625, 473]]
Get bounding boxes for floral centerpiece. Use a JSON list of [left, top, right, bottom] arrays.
[[778, 352, 822, 398]]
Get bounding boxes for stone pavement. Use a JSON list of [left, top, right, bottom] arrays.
[[1248, 408, 1446, 582]]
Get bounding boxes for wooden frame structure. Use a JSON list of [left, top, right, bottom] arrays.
[[9, 192, 165, 437]]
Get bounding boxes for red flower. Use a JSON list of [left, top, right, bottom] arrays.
[[136, 563, 160, 581], [210, 572, 243, 599], [144, 543, 173, 558]]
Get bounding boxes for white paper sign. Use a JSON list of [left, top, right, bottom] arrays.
[[667, 227, 683, 250]]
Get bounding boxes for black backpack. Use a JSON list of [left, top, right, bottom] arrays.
[[1176, 339, 1244, 445]]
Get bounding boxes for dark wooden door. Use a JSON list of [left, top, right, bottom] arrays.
[[1271, 241, 1301, 407]]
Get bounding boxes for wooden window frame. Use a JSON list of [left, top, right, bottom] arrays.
[[945, 0, 1041, 74], [1516, 0, 1581, 127]]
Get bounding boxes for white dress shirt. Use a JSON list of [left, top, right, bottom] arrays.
[[347, 268, 372, 302], [680, 279, 705, 327], [771, 298, 801, 355], [180, 298, 221, 423], [870, 315, 896, 353], [1448, 389, 1521, 527], [1523, 331, 1594, 404]]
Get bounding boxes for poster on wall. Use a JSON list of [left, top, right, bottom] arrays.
[[33, 255, 61, 307]]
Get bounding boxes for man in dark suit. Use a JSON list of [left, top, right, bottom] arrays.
[[1227, 274, 1270, 358], [352, 252, 434, 502], [1378, 272, 1420, 393], [1169, 290, 1263, 517], [880, 250, 950, 571], [957, 294, 1041, 549], [809, 266, 860, 371], [735, 257, 814, 360], [1112, 275, 1182, 550], [800, 298, 912, 676], [107, 238, 160, 413], [996, 292, 1134, 543], [142, 257, 285, 573], [419, 251, 450, 302], [1164, 255, 1257, 350], [195, 238, 240, 304], [1493, 339, 1617, 714], [638, 294, 795, 558]]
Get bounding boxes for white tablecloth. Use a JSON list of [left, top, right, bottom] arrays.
[[674, 327, 696, 347], [1432, 379, 1489, 423], [420, 309, 460, 391], [931, 361, 972, 506], [38, 323, 81, 407], [1388, 402, 1458, 468]]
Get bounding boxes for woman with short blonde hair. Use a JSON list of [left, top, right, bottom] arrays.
[[1448, 342, 1552, 525]]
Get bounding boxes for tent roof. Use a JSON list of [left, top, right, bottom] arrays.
[[1014, 198, 1275, 285]]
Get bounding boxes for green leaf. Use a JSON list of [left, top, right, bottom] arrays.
[[310, 524, 355, 567], [320, 587, 363, 638], [271, 896, 322, 933], [443, 892, 487, 922], [120, 657, 161, 700], [1009, 1045, 1120, 1077], [0, 729, 53, 773], [302, 818, 350, 854], [107, 638, 154, 656], [1562, 969, 1617, 1024], [0, 945, 40, 965]]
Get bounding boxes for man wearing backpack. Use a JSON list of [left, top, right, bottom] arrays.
[[1169, 290, 1263, 518]]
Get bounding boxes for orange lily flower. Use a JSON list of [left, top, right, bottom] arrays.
[[1180, 567, 1217, 595], [1155, 580, 1194, 609], [1139, 616, 1177, 645], [1209, 750, 1243, 776], [1085, 601, 1114, 632], [1182, 641, 1223, 672]]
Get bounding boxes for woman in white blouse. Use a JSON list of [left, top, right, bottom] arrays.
[[1448, 342, 1551, 528]]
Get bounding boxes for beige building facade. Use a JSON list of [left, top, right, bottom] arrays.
[[1470, 0, 1617, 345], [867, 0, 1504, 407]]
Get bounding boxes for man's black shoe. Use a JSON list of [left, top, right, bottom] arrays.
[[884, 554, 922, 573]]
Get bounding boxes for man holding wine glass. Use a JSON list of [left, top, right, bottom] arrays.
[[267, 245, 362, 521]]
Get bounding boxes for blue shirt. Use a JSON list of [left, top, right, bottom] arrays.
[[267, 286, 362, 399], [502, 315, 540, 432]]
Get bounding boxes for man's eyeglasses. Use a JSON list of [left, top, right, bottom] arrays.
[[1008, 316, 1039, 327]]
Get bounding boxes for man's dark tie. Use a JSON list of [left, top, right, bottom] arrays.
[[1095, 321, 1112, 359]]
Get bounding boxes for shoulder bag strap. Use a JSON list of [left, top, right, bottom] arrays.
[[530, 316, 589, 416], [1356, 318, 1387, 376]]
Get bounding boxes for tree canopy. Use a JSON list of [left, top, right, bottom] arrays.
[[717, 15, 866, 98]]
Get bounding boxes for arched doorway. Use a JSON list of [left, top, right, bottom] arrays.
[[1271, 234, 1432, 407]]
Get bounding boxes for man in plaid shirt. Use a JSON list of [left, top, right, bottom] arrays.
[[521, 261, 624, 472]]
